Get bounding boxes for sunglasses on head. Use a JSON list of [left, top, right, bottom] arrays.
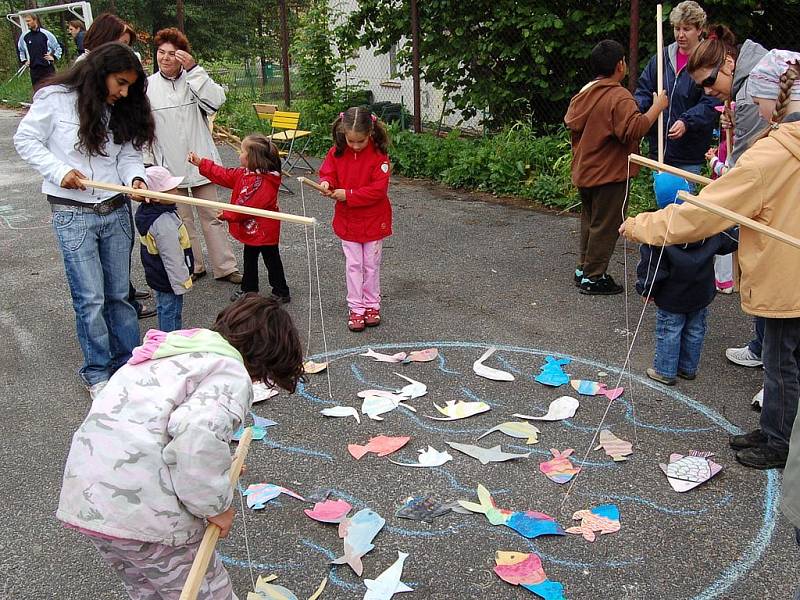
[[698, 62, 722, 88]]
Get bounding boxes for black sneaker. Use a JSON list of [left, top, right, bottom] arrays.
[[579, 274, 623, 295], [137, 303, 157, 319], [735, 445, 787, 469], [729, 428, 768, 451], [574, 267, 584, 287], [677, 370, 696, 380], [230, 289, 246, 302]]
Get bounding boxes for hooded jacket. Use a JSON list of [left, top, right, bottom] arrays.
[[636, 229, 738, 313], [634, 42, 721, 166], [623, 119, 800, 318], [135, 203, 194, 295], [564, 79, 653, 188], [731, 40, 770, 164], [57, 329, 252, 546]]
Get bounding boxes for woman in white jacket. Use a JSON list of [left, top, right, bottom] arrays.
[[147, 28, 241, 284], [13, 43, 155, 399]]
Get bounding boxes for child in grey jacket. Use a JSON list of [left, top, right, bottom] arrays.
[[57, 295, 304, 600]]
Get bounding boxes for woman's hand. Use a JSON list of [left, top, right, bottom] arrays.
[[175, 50, 197, 71], [187, 152, 202, 166], [667, 119, 687, 140], [705, 147, 717, 161], [331, 189, 346, 202], [60, 169, 87, 190], [720, 111, 734, 130], [131, 178, 149, 202], [207, 506, 235, 538]]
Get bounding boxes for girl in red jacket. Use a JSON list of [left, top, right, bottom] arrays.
[[188, 134, 290, 303], [319, 107, 392, 331]]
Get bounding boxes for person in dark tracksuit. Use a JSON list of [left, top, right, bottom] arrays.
[[16, 14, 62, 91]]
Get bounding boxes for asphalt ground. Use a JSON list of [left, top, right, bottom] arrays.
[[0, 107, 797, 599]]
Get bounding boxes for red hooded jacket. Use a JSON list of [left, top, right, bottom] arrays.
[[318, 140, 392, 243], [199, 158, 281, 246]]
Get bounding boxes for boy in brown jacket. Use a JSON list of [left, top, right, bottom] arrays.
[[565, 40, 668, 295]]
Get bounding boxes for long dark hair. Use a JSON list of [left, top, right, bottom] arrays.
[[82, 12, 127, 51], [332, 106, 390, 157], [44, 43, 155, 156]]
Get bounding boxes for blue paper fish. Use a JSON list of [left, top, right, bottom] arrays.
[[331, 508, 386, 576], [233, 425, 267, 441], [243, 483, 306, 509], [535, 356, 570, 387], [458, 485, 565, 540]]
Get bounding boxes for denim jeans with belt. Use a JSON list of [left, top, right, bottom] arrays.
[[155, 291, 183, 333], [52, 204, 139, 386], [653, 307, 708, 379], [760, 317, 800, 453]]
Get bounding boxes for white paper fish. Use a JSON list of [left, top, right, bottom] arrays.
[[408, 348, 438, 362], [362, 395, 416, 421], [363, 551, 413, 599], [389, 445, 453, 467], [361, 349, 408, 363], [473, 347, 515, 381], [514, 396, 579, 421], [660, 451, 722, 492], [395, 373, 428, 399], [446, 441, 530, 465], [427, 400, 491, 421], [252, 381, 280, 403], [303, 360, 328, 374], [321, 406, 361, 424], [479, 421, 540, 445], [247, 575, 298, 600], [357, 389, 407, 402]]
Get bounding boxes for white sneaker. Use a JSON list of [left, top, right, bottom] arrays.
[[87, 380, 108, 401], [725, 346, 763, 367], [751, 388, 764, 410]]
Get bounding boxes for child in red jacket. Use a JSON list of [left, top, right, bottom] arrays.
[[188, 134, 290, 303], [318, 107, 392, 331]]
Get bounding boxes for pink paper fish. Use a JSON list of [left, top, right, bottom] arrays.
[[565, 504, 621, 542], [348, 435, 411, 459], [570, 380, 624, 401], [494, 551, 565, 599], [408, 348, 438, 362], [304, 499, 353, 523], [539, 448, 581, 484]]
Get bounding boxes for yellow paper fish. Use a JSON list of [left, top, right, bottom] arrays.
[[427, 400, 491, 421]]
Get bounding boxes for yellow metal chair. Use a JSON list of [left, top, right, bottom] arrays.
[[269, 110, 314, 172], [250, 103, 295, 194]]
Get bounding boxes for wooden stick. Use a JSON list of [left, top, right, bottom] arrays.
[[724, 100, 733, 158], [179, 427, 254, 600], [79, 179, 316, 226], [676, 191, 800, 251], [629, 154, 712, 186], [297, 176, 328, 194], [656, 4, 665, 164]]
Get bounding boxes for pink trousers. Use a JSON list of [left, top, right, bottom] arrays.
[[341, 240, 383, 314]]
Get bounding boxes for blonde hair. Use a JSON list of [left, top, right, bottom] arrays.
[[670, 1, 706, 29]]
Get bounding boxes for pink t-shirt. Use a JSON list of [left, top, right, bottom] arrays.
[[676, 50, 688, 74]]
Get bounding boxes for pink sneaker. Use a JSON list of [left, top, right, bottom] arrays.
[[364, 307, 381, 327], [348, 311, 365, 332]]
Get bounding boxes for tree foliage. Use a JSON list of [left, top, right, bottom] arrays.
[[291, 0, 337, 103]]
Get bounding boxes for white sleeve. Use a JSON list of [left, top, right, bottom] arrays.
[[116, 142, 146, 187], [17, 36, 27, 62], [185, 66, 226, 116], [44, 29, 62, 60], [13, 94, 73, 188]]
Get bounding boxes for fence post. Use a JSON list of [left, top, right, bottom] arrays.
[[628, 0, 639, 92], [279, 0, 291, 108], [410, 0, 422, 133], [177, 0, 185, 33]]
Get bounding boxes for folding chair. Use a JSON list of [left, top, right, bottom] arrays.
[[269, 111, 314, 172], [250, 103, 295, 194]]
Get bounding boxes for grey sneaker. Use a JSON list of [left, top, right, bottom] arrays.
[[646, 367, 676, 386], [87, 380, 108, 401], [725, 345, 763, 367]]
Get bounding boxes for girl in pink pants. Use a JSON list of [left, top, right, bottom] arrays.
[[319, 107, 393, 331]]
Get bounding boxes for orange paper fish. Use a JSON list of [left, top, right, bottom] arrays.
[[348, 435, 411, 459]]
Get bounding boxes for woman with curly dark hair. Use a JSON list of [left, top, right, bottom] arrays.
[[14, 42, 156, 401]]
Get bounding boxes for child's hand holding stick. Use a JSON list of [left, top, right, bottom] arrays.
[[187, 152, 202, 167]]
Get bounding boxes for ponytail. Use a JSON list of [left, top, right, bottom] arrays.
[[688, 24, 737, 75], [331, 106, 391, 157]]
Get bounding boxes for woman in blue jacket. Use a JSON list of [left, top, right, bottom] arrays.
[[634, 1, 720, 174]]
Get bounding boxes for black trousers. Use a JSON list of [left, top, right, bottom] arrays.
[[242, 244, 289, 297], [760, 317, 800, 453]]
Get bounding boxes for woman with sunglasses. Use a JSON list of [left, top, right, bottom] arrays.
[[634, 1, 720, 177]]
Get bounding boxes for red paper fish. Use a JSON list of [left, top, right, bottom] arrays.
[[348, 435, 411, 459]]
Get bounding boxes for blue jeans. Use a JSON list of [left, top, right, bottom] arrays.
[[680, 163, 704, 193], [748, 316, 766, 357], [760, 317, 800, 453], [155, 291, 183, 332], [654, 307, 708, 379], [52, 205, 139, 386]]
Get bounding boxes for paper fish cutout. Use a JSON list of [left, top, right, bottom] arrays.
[[395, 373, 427, 400], [570, 380, 624, 401], [252, 415, 278, 429], [479, 421, 540, 445], [535, 356, 571, 387], [408, 348, 438, 362], [594, 429, 633, 461], [396, 495, 452, 523], [494, 551, 566, 600], [361, 348, 408, 363], [358, 389, 407, 401], [473, 347, 515, 381], [332, 508, 386, 575], [348, 435, 411, 459], [514, 396, 579, 422], [566, 503, 621, 542], [303, 360, 328, 374], [243, 483, 306, 509], [458, 485, 565, 540], [321, 406, 361, 423], [247, 574, 299, 600], [446, 441, 530, 465], [304, 499, 353, 523], [660, 451, 723, 492], [233, 425, 267, 441], [362, 395, 416, 421], [539, 449, 581, 484], [364, 551, 413, 599], [427, 399, 491, 421], [389, 445, 453, 467], [252, 381, 280, 403]]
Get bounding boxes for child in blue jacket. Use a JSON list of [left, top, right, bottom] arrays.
[[637, 227, 738, 385]]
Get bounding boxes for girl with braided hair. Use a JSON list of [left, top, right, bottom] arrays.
[[619, 61, 800, 471]]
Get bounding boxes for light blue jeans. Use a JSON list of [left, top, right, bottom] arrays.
[[155, 291, 183, 333], [52, 205, 139, 386], [654, 307, 708, 379]]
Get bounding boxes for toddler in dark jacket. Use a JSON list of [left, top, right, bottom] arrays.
[[637, 227, 738, 385]]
